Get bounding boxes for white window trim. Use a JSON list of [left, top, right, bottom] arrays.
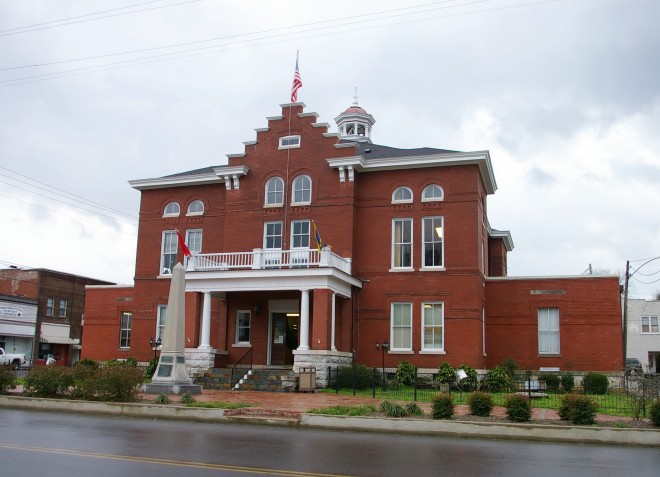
[[264, 177, 284, 207], [641, 316, 660, 334], [421, 216, 444, 270], [186, 200, 204, 216], [156, 305, 167, 342], [391, 302, 413, 352], [119, 312, 132, 349], [46, 298, 55, 316], [421, 184, 444, 202], [538, 308, 560, 355], [421, 302, 444, 352], [58, 299, 68, 318], [163, 202, 180, 217], [391, 218, 413, 270], [391, 186, 413, 204], [279, 135, 301, 149], [235, 310, 252, 345], [160, 230, 177, 276], [185, 229, 203, 254], [291, 175, 312, 206]]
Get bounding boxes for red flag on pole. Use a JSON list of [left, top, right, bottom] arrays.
[[176, 229, 191, 257], [290, 51, 302, 102]]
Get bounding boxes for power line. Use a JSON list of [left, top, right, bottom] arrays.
[[0, 0, 202, 37], [0, 0, 562, 87]]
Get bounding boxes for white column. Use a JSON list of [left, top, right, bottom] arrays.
[[198, 292, 212, 349], [331, 292, 336, 351], [298, 289, 310, 350]]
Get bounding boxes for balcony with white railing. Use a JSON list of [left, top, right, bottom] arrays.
[[186, 247, 352, 275]]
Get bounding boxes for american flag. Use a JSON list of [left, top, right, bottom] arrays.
[[290, 51, 302, 102]]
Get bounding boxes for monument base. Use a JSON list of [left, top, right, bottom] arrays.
[[142, 383, 202, 395]]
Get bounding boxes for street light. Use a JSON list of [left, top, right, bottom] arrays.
[[376, 339, 389, 390], [149, 337, 162, 361]]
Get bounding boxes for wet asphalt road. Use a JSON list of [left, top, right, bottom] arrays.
[[1, 409, 659, 477]]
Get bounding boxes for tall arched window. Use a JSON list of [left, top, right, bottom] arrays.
[[265, 177, 284, 206], [422, 184, 444, 202], [187, 200, 204, 215], [163, 202, 180, 216], [292, 175, 312, 204], [392, 187, 413, 204]]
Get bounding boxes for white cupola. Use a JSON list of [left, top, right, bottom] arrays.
[[334, 90, 375, 143]]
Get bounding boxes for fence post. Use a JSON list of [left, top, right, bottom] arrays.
[[414, 366, 418, 401], [372, 367, 376, 398], [352, 364, 356, 397]]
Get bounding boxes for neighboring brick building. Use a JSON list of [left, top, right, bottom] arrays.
[[0, 268, 113, 365], [82, 99, 623, 382]]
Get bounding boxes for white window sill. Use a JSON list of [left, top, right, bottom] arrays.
[[263, 203, 283, 208], [290, 202, 311, 207], [389, 267, 414, 272], [419, 350, 446, 355], [232, 343, 252, 348], [388, 350, 414, 355], [162, 214, 180, 218], [186, 212, 204, 217], [419, 267, 446, 271]]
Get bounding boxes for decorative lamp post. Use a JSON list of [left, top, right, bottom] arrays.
[[376, 339, 389, 390], [149, 337, 162, 361]]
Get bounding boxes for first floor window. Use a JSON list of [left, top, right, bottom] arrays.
[[156, 305, 167, 341], [236, 311, 251, 344], [422, 302, 443, 351], [642, 316, 659, 334], [422, 216, 443, 268], [391, 302, 412, 351], [538, 308, 559, 354], [58, 299, 68, 318], [119, 312, 132, 349], [161, 230, 177, 275], [46, 298, 55, 316], [392, 219, 412, 268]]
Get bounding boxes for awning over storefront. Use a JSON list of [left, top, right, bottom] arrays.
[[40, 336, 79, 345]]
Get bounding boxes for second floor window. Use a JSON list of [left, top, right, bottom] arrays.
[[291, 220, 310, 249], [186, 229, 203, 254], [58, 299, 68, 318], [422, 217, 444, 268], [265, 177, 284, 206], [292, 175, 311, 204], [161, 231, 177, 275], [46, 298, 55, 316], [642, 316, 659, 334]]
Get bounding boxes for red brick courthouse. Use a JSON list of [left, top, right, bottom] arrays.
[[82, 99, 622, 385]]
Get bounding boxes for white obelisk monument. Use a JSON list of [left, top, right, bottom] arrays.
[[144, 262, 202, 394]]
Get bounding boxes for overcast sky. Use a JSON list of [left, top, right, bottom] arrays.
[[1, 0, 659, 298]]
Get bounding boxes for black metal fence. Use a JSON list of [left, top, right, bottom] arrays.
[[327, 365, 660, 417]]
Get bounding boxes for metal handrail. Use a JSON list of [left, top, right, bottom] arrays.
[[230, 348, 253, 390]]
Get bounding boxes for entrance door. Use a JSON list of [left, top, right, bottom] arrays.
[[270, 313, 299, 366]]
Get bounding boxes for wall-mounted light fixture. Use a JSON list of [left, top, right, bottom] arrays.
[[253, 304, 261, 315]]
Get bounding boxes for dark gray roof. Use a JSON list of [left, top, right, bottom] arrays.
[[164, 166, 221, 178], [343, 141, 459, 159]]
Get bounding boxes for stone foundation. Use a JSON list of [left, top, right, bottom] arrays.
[[292, 350, 353, 388], [185, 348, 217, 376]]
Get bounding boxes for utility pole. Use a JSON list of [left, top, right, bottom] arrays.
[[622, 260, 630, 366]]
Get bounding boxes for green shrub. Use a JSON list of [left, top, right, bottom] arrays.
[[337, 365, 373, 389], [404, 402, 424, 416], [154, 393, 171, 404], [379, 400, 407, 417], [539, 373, 560, 392], [24, 366, 73, 398], [560, 372, 575, 393], [70, 364, 100, 400], [436, 362, 456, 386], [457, 364, 478, 391], [179, 391, 196, 404], [94, 365, 144, 402], [124, 356, 138, 367], [650, 400, 660, 427], [431, 393, 454, 419], [0, 366, 17, 394], [559, 394, 598, 425], [103, 358, 121, 368], [145, 357, 158, 378], [501, 358, 518, 379], [505, 394, 532, 422], [468, 391, 494, 417], [75, 358, 99, 369], [484, 366, 511, 392], [583, 372, 609, 395], [395, 361, 417, 386]]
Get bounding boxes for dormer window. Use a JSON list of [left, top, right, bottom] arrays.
[[392, 187, 413, 204], [163, 202, 180, 217], [279, 135, 301, 149], [187, 200, 204, 215], [422, 184, 444, 202]]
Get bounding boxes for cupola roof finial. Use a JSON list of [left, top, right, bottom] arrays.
[[353, 87, 359, 106]]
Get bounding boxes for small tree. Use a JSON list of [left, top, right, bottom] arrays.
[[431, 393, 454, 419], [437, 362, 456, 387], [468, 391, 494, 417], [395, 361, 417, 386], [484, 366, 512, 392], [505, 394, 532, 422]]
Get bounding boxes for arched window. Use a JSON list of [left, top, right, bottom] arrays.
[[163, 202, 180, 216], [187, 200, 204, 215], [392, 186, 413, 204], [422, 184, 444, 202], [292, 175, 312, 204], [265, 177, 284, 206]]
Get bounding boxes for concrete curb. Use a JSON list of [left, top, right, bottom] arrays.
[[301, 414, 660, 447], [2, 396, 659, 446]]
